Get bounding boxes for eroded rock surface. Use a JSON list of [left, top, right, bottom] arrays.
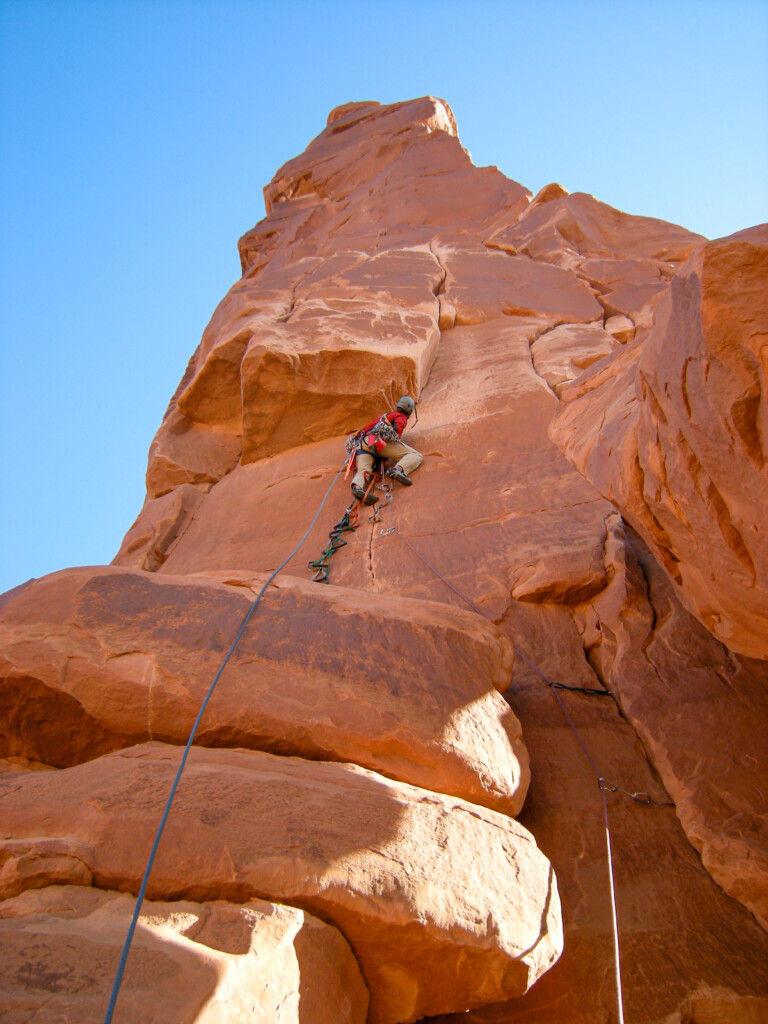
[[0, 886, 368, 1024], [550, 226, 768, 659], [0, 564, 526, 815], [573, 513, 768, 931], [0, 743, 562, 1024], [427, 616, 768, 1024]]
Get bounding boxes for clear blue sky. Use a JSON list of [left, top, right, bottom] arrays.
[[1, 0, 766, 595]]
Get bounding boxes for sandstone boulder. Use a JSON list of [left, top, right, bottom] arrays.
[[0, 743, 563, 1024], [550, 226, 768, 659], [236, 247, 442, 462], [0, 885, 368, 1024], [0, 564, 527, 815]]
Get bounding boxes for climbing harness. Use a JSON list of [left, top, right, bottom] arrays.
[[308, 468, 393, 583], [378, 503, 675, 1024], [103, 460, 349, 1024]]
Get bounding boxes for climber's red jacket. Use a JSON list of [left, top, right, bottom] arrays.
[[359, 410, 408, 454], [360, 410, 407, 438]]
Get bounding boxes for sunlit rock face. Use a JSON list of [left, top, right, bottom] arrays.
[[0, 886, 370, 1024], [550, 226, 768, 660], [0, 565, 527, 815], [3, 97, 768, 1023], [0, 744, 561, 1024]]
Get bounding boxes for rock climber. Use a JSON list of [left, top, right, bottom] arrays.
[[350, 396, 423, 505]]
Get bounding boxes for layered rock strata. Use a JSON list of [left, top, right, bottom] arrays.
[[0, 743, 562, 1024], [2, 96, 767, 1024], [0, 564, 526, 814]]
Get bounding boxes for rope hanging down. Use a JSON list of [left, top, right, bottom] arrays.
[[380, 504, 674, 1024], [103, 460, 348, 1024]]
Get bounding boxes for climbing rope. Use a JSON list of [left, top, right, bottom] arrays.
[[103, 459, 348, 1024], [380, 504, 674, 1024]]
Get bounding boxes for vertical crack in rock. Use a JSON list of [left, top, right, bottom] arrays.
[[523, 323, 559, 399], [275, 285, 297, 323], [153, 499, 206, 568], [367, 516, 377, 589], [428, 241, 454, 333], [113, 485, 207, 573]]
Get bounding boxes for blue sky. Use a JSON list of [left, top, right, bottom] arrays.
[[1, 0, 767, 595]]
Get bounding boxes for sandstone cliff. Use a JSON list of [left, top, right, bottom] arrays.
[[2, 97, 767, 1024]]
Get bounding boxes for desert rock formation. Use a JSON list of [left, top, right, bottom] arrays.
[[0, 886, 369, 1024], [550, 225, 768, 660], [2, 97, 767, 1023], [0, 743, 561, 1024]]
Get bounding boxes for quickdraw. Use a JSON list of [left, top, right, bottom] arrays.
[[307, 506, 359, 583], [308, 470, 392, 583], [598, 778, 674, 808], [550, 680, 612, 697]]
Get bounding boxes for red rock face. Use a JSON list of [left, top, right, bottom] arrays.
[[3, 97, 768, 1023], [550, 226, 768, 660], [0, 565, 527, 814]]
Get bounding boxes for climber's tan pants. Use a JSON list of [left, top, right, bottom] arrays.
[[352, 440, 423, 489]]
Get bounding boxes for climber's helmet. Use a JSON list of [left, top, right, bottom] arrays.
[[396, 396, 415, 416]]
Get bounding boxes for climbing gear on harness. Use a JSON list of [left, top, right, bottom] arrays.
[[365, 417, 399, 452], [345, 432, 363, 454], [347, 415, 399, 459], [396, 396, 415, 415], [372, 416, 399, 443], [387, 466, 412, 486], [103, 459, 349, 1024]]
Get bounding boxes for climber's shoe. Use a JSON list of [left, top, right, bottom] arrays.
[[352, 484, 377, 506], [387, 466, 412, 486]]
